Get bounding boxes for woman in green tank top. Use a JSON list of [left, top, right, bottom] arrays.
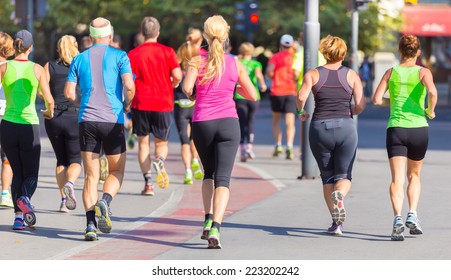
[[0, 29, 54, 230], [373, 34, 437, 241]]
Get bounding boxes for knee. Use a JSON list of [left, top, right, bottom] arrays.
[[407, 171, 420, 182]]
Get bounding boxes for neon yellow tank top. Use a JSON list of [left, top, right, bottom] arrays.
[[1, 60, 39, 124], [387, 65, 428, 128]]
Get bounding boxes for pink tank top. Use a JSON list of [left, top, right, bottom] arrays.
[[193, 54, 239, 122]]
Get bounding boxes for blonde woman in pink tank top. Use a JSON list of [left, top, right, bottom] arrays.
[[183, 15, 257, 249]]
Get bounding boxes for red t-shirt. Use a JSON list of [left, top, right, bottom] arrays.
[[128, 42, 180, 112], [268, 50, 296, 96]]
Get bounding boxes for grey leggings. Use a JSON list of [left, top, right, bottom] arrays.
[[192, 118, 240, 188], [309, 118, 357, 184]]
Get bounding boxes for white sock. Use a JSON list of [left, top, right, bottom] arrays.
[[409, 210, 417, 215]]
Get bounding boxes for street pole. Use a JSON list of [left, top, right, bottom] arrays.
[[26, 0, 34, 60], [350, 6, 359, 72], [300, 0, 320, 179]]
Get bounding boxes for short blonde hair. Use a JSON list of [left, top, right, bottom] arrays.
[[238, 42, 254, 56], [57, 35, 79, 65], [0, 32, 14, 58], [319, 35, 347, 63]]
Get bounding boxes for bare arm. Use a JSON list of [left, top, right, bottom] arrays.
[[372, 69, 391, 106], [182, 56, 201, 100], [35, 64, 54, 119], [171, 67, 183, 88], [265, 63, 275, 80], [38, 62, 51, 99], [348, 69, 366, 115], [295, 69, 316, 121], [255, 67, 267, 93], [64, 81, 79, 106], [420, 67, 437, 119], [236, 59, 258, 101], [122, 72, 135, 113]]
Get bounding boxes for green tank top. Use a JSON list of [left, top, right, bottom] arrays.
[[387, 65, 428, 128], [1, 60, 39, 124], [234, 59, 261, 101]]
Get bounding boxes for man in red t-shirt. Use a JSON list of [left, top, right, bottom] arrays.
[[128, 16, 182, 195], [266, 34, 297, 160]]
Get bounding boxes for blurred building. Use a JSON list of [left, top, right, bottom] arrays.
[[401, 0, 451, 83]]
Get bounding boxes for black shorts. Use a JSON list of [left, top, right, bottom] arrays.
[[270, 95, 296, 114], [132, 109, 171, 140], [79, 121, 125, 155], [386, 127, 428, 161]]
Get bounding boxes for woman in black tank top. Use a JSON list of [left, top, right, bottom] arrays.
[[295, 35, 366, 236], [43, 35, 81, 213]]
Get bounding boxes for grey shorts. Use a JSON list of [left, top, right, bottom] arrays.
[[309, 118, 357, 184]]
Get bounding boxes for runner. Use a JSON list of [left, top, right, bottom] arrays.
[[266, 34, 297, 160], [128, 16, 182, 195], [0, 32, 14, 208], [296, 35, 365, 236], [183, 15, 257, 249], [174, 41, 203, 185], [43, 35, 81, 212], [0, 29, 55, 230], [65, 17, 135, 241], [372, 34, 437, 241], [234, 42, 267, 162]]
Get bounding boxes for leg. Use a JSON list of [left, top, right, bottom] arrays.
[[82, 152, 100, 212], [153, 137, 169, 188], [406, 159, 423, 212], [285, 112, 296, 159], [272, 112, 282, 146], [137, 135, 151, 174], [103, 152, 126, 197], [389, 156, 407, 216]]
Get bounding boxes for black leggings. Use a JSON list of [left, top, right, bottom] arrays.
[[0, 120, 41, 212], [44, 109, 81, 167], [192, 118, 240, 188], [235, 99, 259, 144], [173, 105, 193, 145]]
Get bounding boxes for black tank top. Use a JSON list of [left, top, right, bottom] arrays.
[[49, 60, 79, 108], [312, 66, 353, 120]]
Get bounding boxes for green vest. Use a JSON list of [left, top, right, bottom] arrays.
[[2, 60, 39, 125], [387, 65, 428, 128]]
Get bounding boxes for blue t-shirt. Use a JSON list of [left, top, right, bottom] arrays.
[[67, 44, 132, 124]]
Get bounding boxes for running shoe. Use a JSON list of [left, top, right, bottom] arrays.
[[17, 196, 36, 226], [59, 201, 70, 213], [391, 216, 405, 241], [327, 222, 343, 235], [240, 145, 247, 162], [331, 191, 346, 225], [272, 145, 283, 157], [192, 160, 204, 180], [184, 170, 193, 185], [95, 199, 112, 233], [63, 183, 77, 210], [286, 147, 294, 160], [84, 224, 98, 241], [201, 219, 213, 240], [207, 227, 222, 249], [246, 144, 256, 160], [99, 155, 109, 183], [12, 218, 24, 230], [405, 212, 423, 235], [0, 193, 14, 208], [141, 182, 155, 196], [152, 158, 169, 189]]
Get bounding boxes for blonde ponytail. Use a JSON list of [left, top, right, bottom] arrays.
[[57, 35, 79, 65]]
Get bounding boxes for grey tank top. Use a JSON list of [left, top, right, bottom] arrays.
[[312, 66, 353, 120]]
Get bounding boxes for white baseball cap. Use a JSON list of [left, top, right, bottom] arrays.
[[280, 34, 294, 47]]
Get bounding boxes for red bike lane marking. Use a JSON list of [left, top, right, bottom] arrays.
[[68, 162, 278, 259]]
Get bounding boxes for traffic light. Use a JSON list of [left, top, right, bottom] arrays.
[[234, 1, 259, 42]]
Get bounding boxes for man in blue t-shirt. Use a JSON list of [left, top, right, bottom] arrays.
[[65, 17, 135, 241]]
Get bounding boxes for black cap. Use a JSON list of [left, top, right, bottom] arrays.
[[14, 30, 33, 49]]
